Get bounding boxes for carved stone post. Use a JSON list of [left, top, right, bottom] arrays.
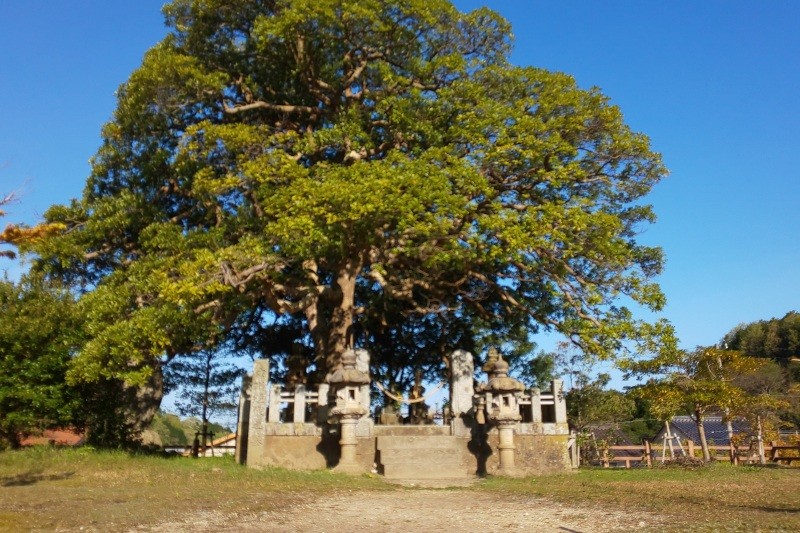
[[497, 420, 517, 472], [235, 373, 252, 464], [529, 387, 542, 426], [326, 349, 370, 474], [268, 384, 282, 423], [317, 383, 330, 425], [354, 349, 374, 436], [247, 359, 269, 467], [355, 349, 372, 415], [450, 349, 474, 437], [293, 384, 306, 424], [486, 353, 525, 476], [553, 379, 569, 434]]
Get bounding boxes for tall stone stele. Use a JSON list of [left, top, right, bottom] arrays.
[[485, 353, 525, 475], [325, 349, 370, 474], [449, 349, 474, 437]]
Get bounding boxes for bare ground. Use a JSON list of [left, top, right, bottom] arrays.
[[139, 489, 663, 533]]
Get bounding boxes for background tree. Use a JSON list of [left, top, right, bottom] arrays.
[[515, 350, 558, 390], [31, 0, 672, 426], [566, 373, 636, 435], [0, 193, 80, 448], [164, 350, 243, 449], [625, 346, 761, 461], [723, 312, 800, 366], [0, 276, 83, 448], [722, 313, 800, 429]]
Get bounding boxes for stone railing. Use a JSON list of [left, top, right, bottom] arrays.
[[266, 383, 330, 425], [515, 379, 569, 435]]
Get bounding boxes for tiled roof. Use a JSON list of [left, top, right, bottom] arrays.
[[20, 429, 84, 447], [666, 416, 751, 446]]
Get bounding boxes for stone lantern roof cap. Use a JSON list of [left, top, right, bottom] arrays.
[[486, 354, 525, 392], [325, 348, 370, 385], [487, 375, 526, 393]]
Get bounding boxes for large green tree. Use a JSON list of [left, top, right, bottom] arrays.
[[32, 0, 671, 417]]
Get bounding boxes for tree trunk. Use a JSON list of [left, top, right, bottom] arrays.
[[694, 409, 711, 462], [725, 413, 735, 463], [122, 364, 165, 440], [325, 257, 361, 371], [3, 430, 21, 449], [201, 353, 211, 454]]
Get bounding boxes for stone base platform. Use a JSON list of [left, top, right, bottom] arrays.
[[377, 435, 475, 480]]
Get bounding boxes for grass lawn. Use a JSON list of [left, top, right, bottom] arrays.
[[0, 447, 389, 531], [479, 465, 800, 531], [1, 447, 799, 531]]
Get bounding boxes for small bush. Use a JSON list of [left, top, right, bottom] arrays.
[[658, 455, 708, 469]]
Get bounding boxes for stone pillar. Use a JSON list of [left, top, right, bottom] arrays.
[[337, 413, 362, 473], [247, 359, 269, 466], [497, 421, 517, 473], [450, 350, 474, 416], [293, 384, 306, 424], [553, 379, 568, 430], [450, 349, 474, 437], [268, 384, 282, 423], [355, 349, 372, 414], [317, 383, 330, 425], [530, 387, 542, 426], [235, 373, 252, 464]]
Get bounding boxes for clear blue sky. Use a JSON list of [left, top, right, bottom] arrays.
[[1, 1, 798, 353]]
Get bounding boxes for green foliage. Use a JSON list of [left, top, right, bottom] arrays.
[[515, 350, 557, 389], [146, 411, 232, 445], [32, 0, 672, 402], [147, 411, 189, 445], [566, 373, 636, 432], [722, 311, 800, 392], [74, 375, 166, 449], [0, 277, 83, 448], [721, 312, 800, 429], [723, 311, 800, 363], [623, 395, 664, 443]]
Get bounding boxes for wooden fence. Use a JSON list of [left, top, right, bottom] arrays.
[[592, 441, 800, 468]]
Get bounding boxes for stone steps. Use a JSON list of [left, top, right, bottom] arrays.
[[377, 435, 474, 480]]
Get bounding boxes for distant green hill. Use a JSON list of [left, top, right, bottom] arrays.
[[144, 411, 233, 446]]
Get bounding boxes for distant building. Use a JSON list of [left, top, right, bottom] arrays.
[[20, 429, 84, 447], [654, 416, 751, 447], [202, 432, 237, 457]]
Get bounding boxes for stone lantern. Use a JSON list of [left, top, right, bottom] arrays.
[[325, 348, 370, 473], [485, 353, 525, 475]]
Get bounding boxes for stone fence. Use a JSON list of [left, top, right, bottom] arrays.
[[236, 349, 572, 476]]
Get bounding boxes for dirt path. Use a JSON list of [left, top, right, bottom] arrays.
[[143, 489, 663, 532]]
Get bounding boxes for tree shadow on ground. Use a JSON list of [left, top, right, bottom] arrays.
[[750, 506, 800, 514], [1, 470, 74, 487]]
